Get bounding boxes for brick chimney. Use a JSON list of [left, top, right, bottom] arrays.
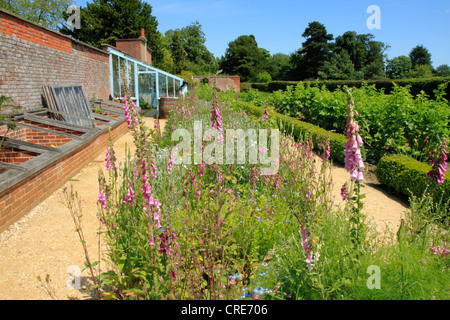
[[115, 29, 152, 65]]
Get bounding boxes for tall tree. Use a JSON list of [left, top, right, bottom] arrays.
[[267, 53, 291, 80], [164, 21, 217, 74], [60, 0, 164, 67], [334, 31, 388, 79], [219, 35, 266, 82], [169, 30, 185, 74], [386, 56, 412, 79], [1, 0, 73, 30], [409, 45, 432, 68], [290, 22, 334, 80], [318, 50, 363, 80], [435, 64, 450, 77]]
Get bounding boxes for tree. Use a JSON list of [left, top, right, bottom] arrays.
[[386, 56, 412, 79], [60, 0, 164, 67], [334, 31, 388, 79], [290, 22, 334, 80], [409, 45, 432, 68], [267, 53, 291, 80], [409, 64, 434, 79], [318, 50, 363, 80], [170, 30, 185, 74], [219, 35, 267, 82], [0, 0, 73, 30], [435, 64, 450, 77], [163, 21, 217, 75]]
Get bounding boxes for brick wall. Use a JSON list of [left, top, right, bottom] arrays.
[[0, 119, 128, 233], [193, 76, 241, 92], [0, 9, 111, 111]]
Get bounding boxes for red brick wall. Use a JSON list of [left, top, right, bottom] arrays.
[[0, 147, 38, 164], [0, 10, 111, 110], [193, 76, 241, 92], [0, 120, 128, 233]]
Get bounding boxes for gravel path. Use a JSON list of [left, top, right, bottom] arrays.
[[0, 117, 408, 300]]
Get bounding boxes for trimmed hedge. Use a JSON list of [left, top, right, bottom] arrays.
[[376, 154, 449, 204], [231, 100, 356, 164], [259, 78, 450, 100]]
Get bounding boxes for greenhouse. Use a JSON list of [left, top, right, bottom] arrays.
[[104, 46, 187, 113]]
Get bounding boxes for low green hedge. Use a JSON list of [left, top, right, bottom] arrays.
[[376, 154, 449, 204], [231, 100, 357, 164], [264, 78, 450, 99]]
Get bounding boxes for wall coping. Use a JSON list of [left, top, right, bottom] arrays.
[[0, 8, 108, 56]]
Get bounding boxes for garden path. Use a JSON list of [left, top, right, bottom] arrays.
[[0, 117, 408, 300]]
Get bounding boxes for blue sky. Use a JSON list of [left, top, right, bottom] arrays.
[[75, 0, 450, 67]]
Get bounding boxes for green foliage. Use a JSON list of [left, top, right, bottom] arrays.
[[386, 56, 413, 79], [1, 0, 73, 30], [219, 35, 268, 82], [409, 64, 434, 79], [59, 0, 164, 67], [435, 65, 450, 77], [265, 77, 450, 99], [376, 154, 450, 207], [318, 50, 363, 80], [238, 82, 450, 164], [163, 21, 218, 75], [256, 71, 272, 83], [409, 45, 432, 68], [290, 21, 334, 80]]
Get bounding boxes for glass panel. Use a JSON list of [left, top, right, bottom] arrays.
[[128, 60, 135, 98], [158, 74, 167, 98], [112, 55, 120, 98], [119, 57, 126, 98], [175, 79, 181, 97], [167, 77, 174, 98]]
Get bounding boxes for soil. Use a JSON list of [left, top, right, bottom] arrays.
[[0, 116, 409, 300]]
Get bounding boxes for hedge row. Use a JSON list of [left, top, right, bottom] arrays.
[[230, 100, 353, 164], [247, 77, 450, 100], [376, 154, 449, 205]]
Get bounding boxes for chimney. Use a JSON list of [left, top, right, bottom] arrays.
[[115, 29, 152, 65]]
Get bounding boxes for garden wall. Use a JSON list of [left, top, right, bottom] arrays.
[[0, 9, 111, 110], [194, 76, 240, 92]]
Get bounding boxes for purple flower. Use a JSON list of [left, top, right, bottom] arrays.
[[301, 224, 312, 267], [105, 147, 117, 172], [98, 187, 107, 209], [344, 102, 364, 182], [341, 184, 348, 201], [263, 106, 269, 121], [167, 150, 173, 174], [427, 140, 447, 185]]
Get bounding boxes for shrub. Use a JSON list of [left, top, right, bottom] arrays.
[[266, 77, 450, 99], [256, 72, 272, 83], [376, 154, 450, 206], [229, 100, 357, 164]]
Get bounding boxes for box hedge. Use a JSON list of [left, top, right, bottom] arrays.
[[376, 154, 449, 204]]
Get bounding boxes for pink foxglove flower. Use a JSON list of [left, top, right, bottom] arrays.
[[344, 99, 364, 182], [301, 224, 312, 268], [426, 139, 447, 185], [98, 187, 107, 209], [105, 147, 116, 172], [325, 141, 330, 161], [263, 106, 269, 120], [167, 149, 173, 174]]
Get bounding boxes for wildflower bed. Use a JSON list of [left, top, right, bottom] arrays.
[[80, 85, 449, 300]]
